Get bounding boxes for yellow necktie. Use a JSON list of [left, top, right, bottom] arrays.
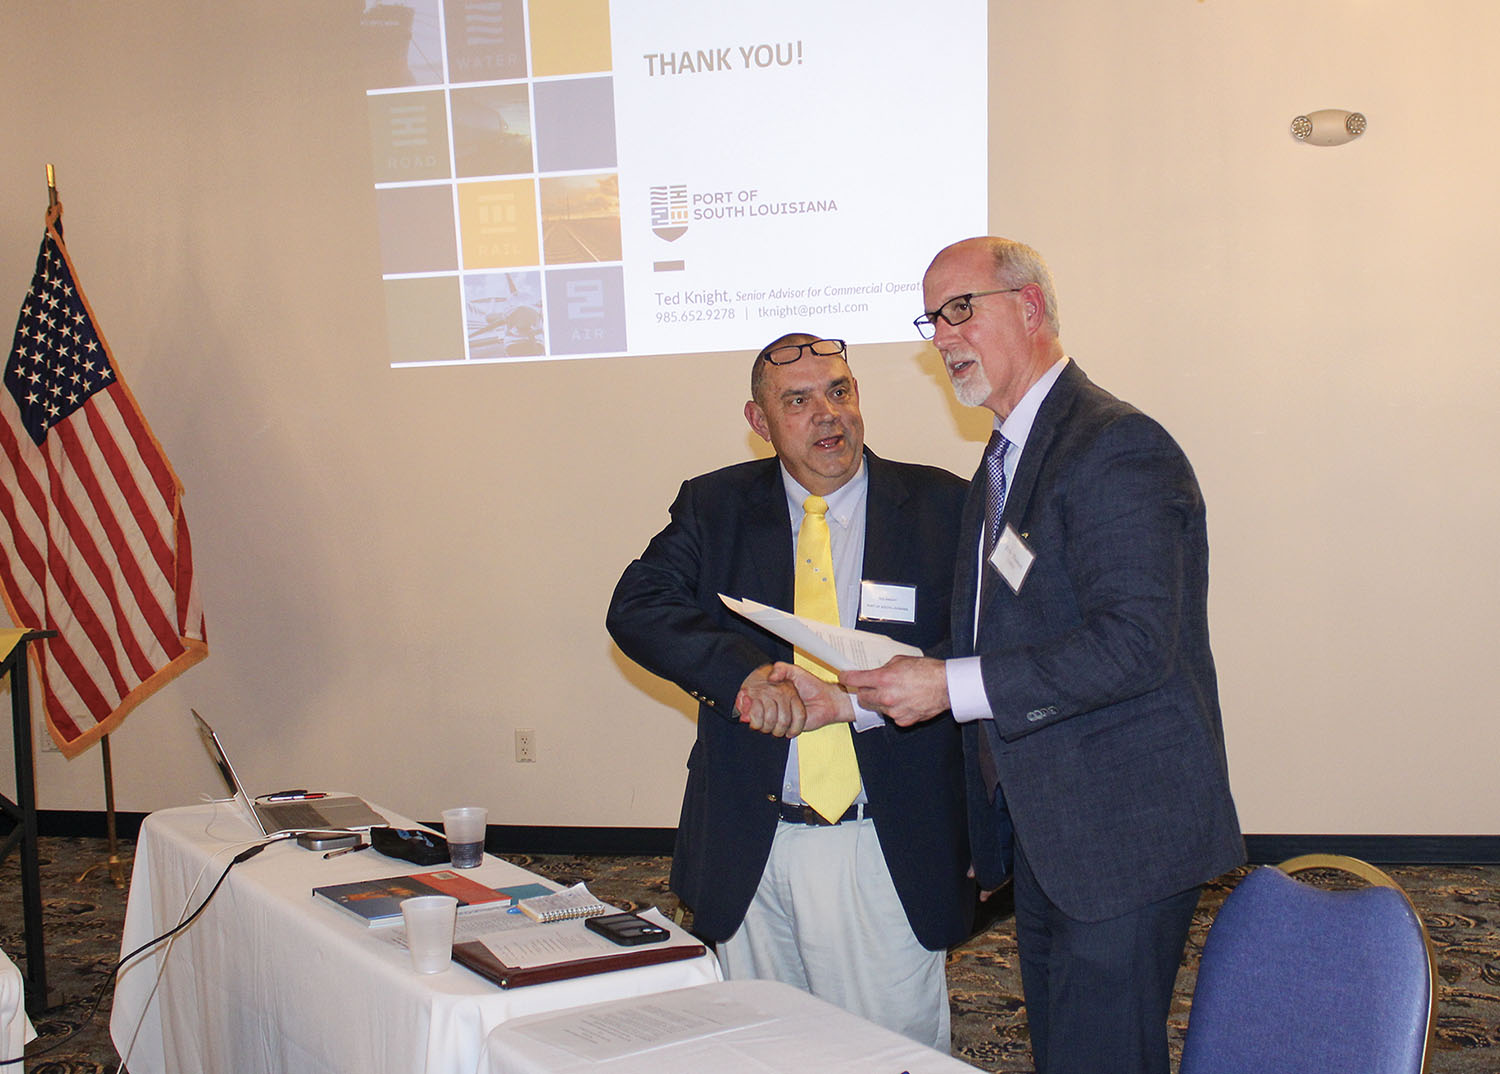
[[793, 494, 861, 823]]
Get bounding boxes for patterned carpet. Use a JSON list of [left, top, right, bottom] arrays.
[[3, 838, 1498, 1072]]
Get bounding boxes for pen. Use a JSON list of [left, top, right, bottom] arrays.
[[323, 843, 371, 860], [267, 792, 328, 802]]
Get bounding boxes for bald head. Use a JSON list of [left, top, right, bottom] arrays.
[[925, 237, 1060, 337], [751, 331, 819, 403], [922, 236, 1065, 418]]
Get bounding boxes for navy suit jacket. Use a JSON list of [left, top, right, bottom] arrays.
[[607, 450, 974, 949], [958, 362, 1244, 922]]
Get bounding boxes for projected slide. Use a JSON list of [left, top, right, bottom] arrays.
[[364, 0, 987, 366]]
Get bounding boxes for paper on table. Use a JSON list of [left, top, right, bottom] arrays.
[[719, 595, 921, 672], [511, 993, 775, 1062], [381, 904, 534, 948], [471, 909, 696, 970]]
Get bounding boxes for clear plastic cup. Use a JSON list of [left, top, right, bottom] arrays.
[[441, 806, 487, 868], [401, 895, 458, 974]]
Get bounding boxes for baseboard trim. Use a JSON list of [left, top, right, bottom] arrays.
[[30, 811, 680, 856], [1244, 833, 1500, 865], [29, 813, 1500, 864], [484, 826, 678, 856], [37, 810, 147, 841]]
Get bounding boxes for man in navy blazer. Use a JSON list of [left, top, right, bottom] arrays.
[[606, 334, 972, 1049], [787, 238, 1244, 1074]]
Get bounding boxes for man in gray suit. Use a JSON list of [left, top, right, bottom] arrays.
[[778, 237, 1244, 1074]]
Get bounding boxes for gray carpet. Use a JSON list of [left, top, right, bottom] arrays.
[[4, 838, 1498, 1072]]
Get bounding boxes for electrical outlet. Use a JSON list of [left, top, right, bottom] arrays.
[[515, 728, 537, 763]]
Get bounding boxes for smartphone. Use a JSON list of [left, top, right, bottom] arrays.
[[585, 911, 670, 946]]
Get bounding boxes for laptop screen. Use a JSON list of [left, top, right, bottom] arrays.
[[192, 708, 269, 834], [191, 709, 386, 834]]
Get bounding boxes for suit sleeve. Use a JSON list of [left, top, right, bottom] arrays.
[[606, 480, 779, 718], [980, 415, 1204, 741]]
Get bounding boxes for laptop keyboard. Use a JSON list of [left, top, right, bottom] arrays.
[[262, 801, 327, 830]]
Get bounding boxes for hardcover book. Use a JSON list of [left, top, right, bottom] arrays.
[[313, 871, 548, 926]]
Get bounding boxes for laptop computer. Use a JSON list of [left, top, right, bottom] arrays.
[[192, 709, 387, 834]]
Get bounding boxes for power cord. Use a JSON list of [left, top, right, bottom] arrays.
[[0, 833, 294, 1068]]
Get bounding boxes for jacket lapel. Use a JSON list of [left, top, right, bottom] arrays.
[[999, 360, 1083, 533], [974, 361, 1086, 622], [950, 454, 987, 657], [861, 450, 907, 583], [741, 461, 795, 610]]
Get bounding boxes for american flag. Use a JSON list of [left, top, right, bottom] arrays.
[[0, 202, 206, 758]]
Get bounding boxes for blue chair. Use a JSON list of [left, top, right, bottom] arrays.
[[1179, 854, 1436, 1074]]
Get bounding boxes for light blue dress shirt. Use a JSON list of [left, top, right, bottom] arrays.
[[947, 356, 1070, 723], [777, 459, 875, 804]]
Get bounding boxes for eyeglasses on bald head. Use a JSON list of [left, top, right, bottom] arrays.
[[758, 337, 848, 365]]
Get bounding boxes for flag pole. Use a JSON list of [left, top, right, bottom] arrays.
[[44, 165, 123, 887], [99, 736, 124, 886], [45, 164, 61, 239]]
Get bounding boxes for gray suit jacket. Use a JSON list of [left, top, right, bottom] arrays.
[[957, 361, 1244, 921]]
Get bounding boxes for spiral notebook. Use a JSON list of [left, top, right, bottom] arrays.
[[517, 882, 612, 923]]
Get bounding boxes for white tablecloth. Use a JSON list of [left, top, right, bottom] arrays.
[[1, 947, 36, 1063], [479, 978, 979, 1074], [110, 802, 720, 1074]]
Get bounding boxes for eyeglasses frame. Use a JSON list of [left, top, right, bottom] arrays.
[[757, 337, 849, 366], [913, 288, 1025, 339]]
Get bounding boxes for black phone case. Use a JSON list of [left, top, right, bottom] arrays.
[[368, 826, 449, 866], [585, 911, 670, 946]]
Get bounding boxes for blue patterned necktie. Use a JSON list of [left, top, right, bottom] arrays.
[[982, 429, 1012, 562], [978, 430, 1012, 799]]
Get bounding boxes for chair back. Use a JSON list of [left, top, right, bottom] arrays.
[[1179, 854, 1435, 1074]]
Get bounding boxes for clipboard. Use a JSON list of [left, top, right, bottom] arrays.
[[451, 939, 708, 989]]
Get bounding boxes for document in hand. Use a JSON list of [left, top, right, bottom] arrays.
[[718, 595, 922, 671]]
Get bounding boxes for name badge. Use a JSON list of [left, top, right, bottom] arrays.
[[989, 524, 1035, 594], [858, 581, 917, 623]]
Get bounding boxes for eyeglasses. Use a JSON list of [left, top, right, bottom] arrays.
[[758, 338, 848, 365], [913, 289, 1024, 339]]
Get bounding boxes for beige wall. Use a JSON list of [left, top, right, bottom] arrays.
[[2, 1, 1496, 834]]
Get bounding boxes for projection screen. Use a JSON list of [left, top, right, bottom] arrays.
[[364, 0, 988, 366]]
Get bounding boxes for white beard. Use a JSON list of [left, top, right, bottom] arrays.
[[949, 359, 993, 408]]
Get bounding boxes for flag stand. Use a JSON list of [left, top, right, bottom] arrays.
[[76, 736, 126, 888], [0, 630, 59, 1014]]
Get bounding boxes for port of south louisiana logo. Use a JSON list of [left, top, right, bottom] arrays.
[[650, 184, 689, 242]]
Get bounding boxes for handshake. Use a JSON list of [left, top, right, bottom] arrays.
[[718, 594, 952, 734], [733, 655, 951, 736]]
